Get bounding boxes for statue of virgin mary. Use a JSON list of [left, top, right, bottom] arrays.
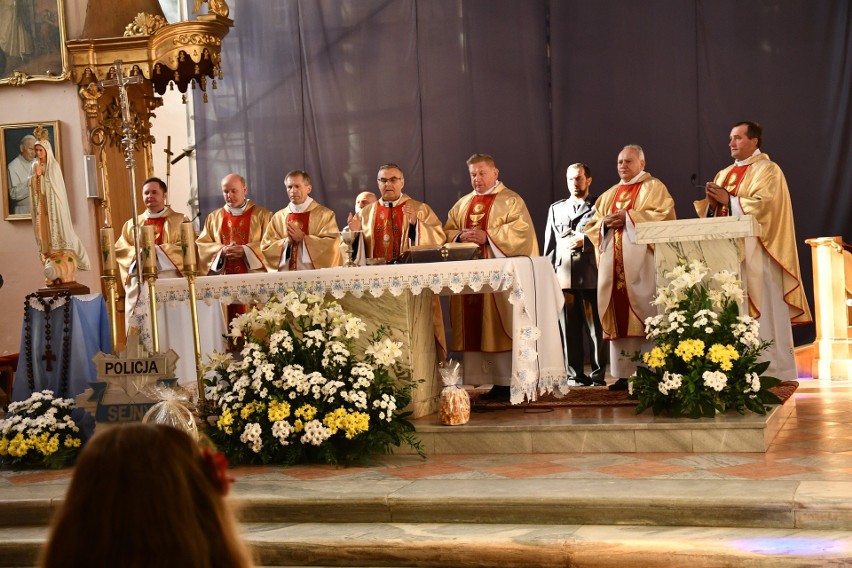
[[28, 133, 91, 285]]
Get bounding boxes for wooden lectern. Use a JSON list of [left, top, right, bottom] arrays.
[[806, 237, 852, 380]]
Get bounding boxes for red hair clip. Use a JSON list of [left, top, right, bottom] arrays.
[[201, 447, 235, 496]]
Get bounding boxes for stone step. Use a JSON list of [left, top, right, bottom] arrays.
[[3, 479, 851, 531], [1, 522, 849, 567], [405, 401, 794, 454]]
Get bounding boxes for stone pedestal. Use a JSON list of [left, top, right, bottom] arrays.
[[806, 236, 852, 380], [337, 290, 440, 418]]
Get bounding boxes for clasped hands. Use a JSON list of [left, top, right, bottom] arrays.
[[705, 182, 731, 209], [458, 228, 487, 245]]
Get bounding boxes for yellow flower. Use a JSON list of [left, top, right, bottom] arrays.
[[708, 343, 740, 371], [8, 433, 30, 458], [217, 407, 235, 434], [295, 405, 317, 421], [322, 408, 370, 439], [293, 419, 304, 432], [64, 436, 82, 448], [675, 339, 705, 362], [0, 437, 8, 456], [268, 400, 291, 422], [643, 346, 669, 369]]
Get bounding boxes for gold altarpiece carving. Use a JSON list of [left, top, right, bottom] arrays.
[[65, 0, 232, 347]]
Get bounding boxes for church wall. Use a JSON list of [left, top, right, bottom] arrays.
[[0, 0, 94, 357]]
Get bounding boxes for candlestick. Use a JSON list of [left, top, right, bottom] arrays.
[[141, 225, 157, 271], [100, 226, 118, 274], [180, 222, 196, 270]]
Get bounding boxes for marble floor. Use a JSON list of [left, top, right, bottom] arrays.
[[2, 377, 852, 567]]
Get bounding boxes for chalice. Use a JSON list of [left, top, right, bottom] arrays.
[[340, 230, 360, 267]]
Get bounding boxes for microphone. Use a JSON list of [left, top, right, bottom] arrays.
[[170, 144, 196, 165], [690, 173, 705, 189]]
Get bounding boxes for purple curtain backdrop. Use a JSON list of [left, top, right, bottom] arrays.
[[193, 0, 852, 345]]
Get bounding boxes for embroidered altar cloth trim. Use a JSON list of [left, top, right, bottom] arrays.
[[155, 257, 568, 404]]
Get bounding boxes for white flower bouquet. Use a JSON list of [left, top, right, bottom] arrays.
[[629, 260, 782, 418], [0, 390, 84, 469], [204, 290, 424, 465]]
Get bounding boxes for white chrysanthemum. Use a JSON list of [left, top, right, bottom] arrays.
[[240, 423, 264, 453], [300, 420, 332, 445], [271, 420, 294, 445], [702, 370, 728, 392]]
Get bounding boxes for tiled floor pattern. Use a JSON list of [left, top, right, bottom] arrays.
[[3, 377, 849, 489]]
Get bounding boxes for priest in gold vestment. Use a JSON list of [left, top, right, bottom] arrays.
[[115, 177, 190, 341], [584, 145, 675, 390], [196, 174, 273, 276], [346, 163, 445, 263], [261, 170, 340, 270], [444, 154, 539, 400], [695, 121, 812, 382]]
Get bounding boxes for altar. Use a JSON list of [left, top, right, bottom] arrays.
[[155, 257, 568, 415]]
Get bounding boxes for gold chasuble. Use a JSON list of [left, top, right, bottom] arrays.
[[445, 183, 539, 352], [196, 200, 273, 275], [585, 174, 675, 341], [356, 194, 446, 260], [260, 201, 340, 271], [694, 153, 811, 324], [115, 207, 189, 285]]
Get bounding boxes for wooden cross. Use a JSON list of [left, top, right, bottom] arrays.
[[42, 347, 56, 372]]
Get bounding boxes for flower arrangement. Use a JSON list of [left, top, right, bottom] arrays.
[[0, 390, 84, 469], [204, 290, 424, 465], [629, 260, 781, 418]]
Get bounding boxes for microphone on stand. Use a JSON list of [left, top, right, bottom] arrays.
[[692, 174, 717, 217]]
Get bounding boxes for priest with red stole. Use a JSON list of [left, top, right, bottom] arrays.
[[584, 145, 676, 391], [346, 163, 445, 263], [196, 173, 273, 324], [261, 170, 340, 271], [444, 154, 539, 401], [114, 177, 190, 338], [197, 174, 273, 276], [695, 121, 811, 382]]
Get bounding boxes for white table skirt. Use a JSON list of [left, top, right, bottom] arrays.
[[155, 257, 568, 403]]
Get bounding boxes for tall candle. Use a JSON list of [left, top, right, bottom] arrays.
[[141, 224, 157, 271], [100, 226, 118, 274], [180, 222, 197, 268]]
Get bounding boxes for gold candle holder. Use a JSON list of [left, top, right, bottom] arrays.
[[140, 224, 159, 353], [180, 222, 205, 411]]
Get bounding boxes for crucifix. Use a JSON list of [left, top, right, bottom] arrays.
[[99, 60, 145, 290], [163, 135, 173, 205], [42, 348, 56, 372]]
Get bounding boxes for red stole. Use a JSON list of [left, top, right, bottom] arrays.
[[610, 183, 642, 338], [465, 194, 497, 258], [714, 165, 750, 217], [371, 204, 405, 261], [287, 211, 311, 270], [219, 209, 253, 275], [144, 217, 167, 245]]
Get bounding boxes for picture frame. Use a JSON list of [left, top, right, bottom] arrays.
[[0, 0, 69, 87], [1, 121, 61, 221]]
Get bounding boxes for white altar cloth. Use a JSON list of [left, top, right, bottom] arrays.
[[155, 257, 568, 404]]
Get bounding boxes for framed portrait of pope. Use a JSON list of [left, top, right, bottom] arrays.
[[1, 121, 60, 221]]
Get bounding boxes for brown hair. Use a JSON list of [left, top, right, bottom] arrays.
[[39, 424, 253, 568], [733, 121, 763, 147], [285, 169, 312, 186], [142, 176, 168, 193], [466, 153, 497, 168], [567, 162, 592, 177]]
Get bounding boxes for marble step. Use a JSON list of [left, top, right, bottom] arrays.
[[404, 400, 795, 454], [3, 479, 851, 531], [1, 522, 850, 567]]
